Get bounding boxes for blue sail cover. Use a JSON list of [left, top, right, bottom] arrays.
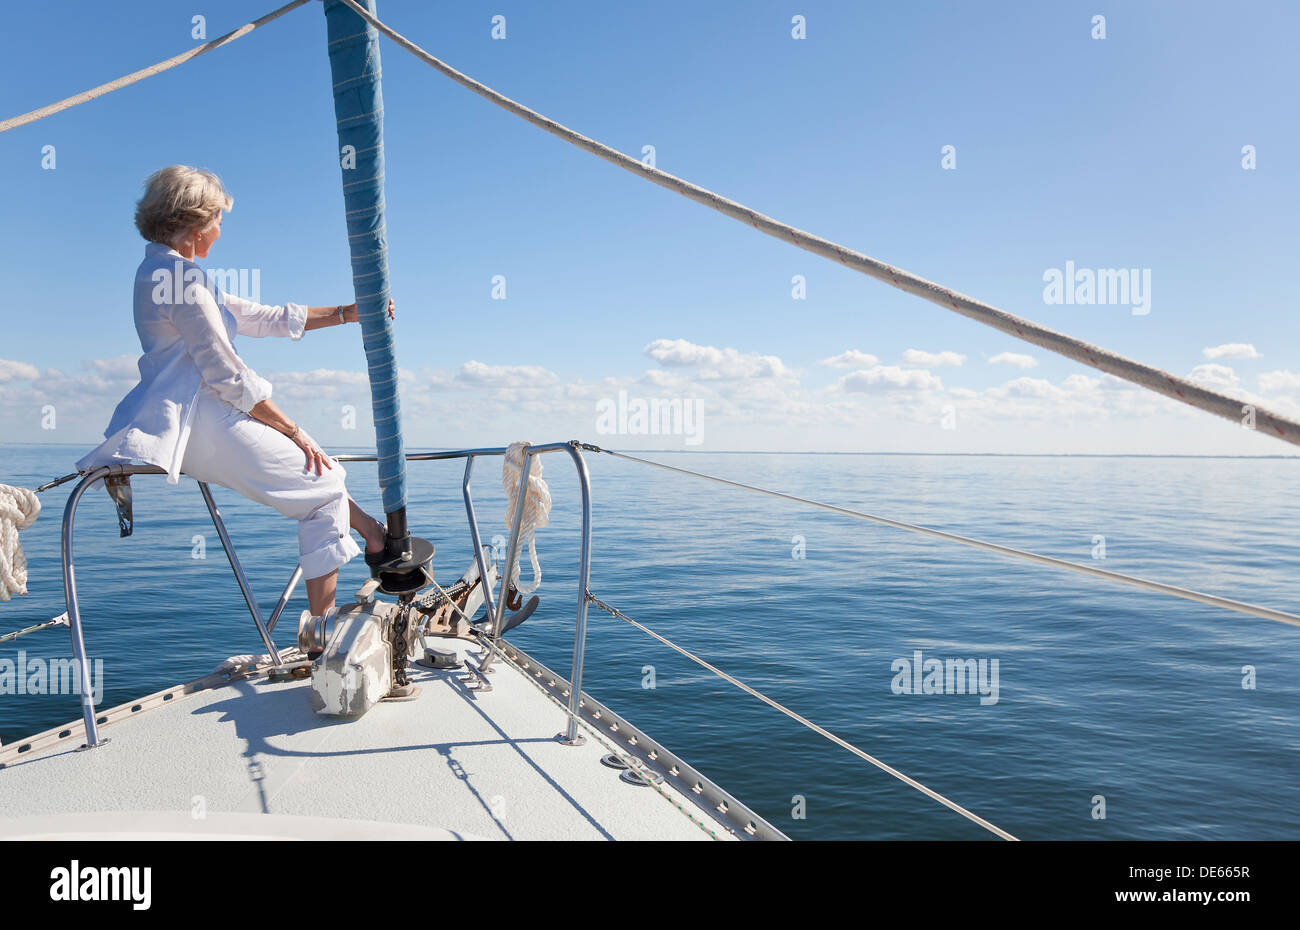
[[323, 0, 405, 515]]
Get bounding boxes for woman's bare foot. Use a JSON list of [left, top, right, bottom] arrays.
[[360, 515, 386, 555], [347, 496, 387, 554]]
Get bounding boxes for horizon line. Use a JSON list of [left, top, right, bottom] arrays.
[[3, 441, 1297, 461]]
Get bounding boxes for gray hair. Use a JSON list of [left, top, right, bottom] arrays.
[[134, 165, 233, 245]]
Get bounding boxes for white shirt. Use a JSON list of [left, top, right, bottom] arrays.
[[75, 242, 308, 484]]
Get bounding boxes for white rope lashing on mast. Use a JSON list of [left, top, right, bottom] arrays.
[[501, 443, 551, 595], [0, 484, 40, 601]]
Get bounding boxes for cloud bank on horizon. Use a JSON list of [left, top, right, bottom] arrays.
[[3, 336, 1296, 457]]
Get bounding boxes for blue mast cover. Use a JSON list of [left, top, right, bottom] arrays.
[[322, 0, 405, 515]]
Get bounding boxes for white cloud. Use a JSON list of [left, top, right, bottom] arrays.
[[995, 377, 1057, 399], [425, 368, 455, 388], [1258, 370, 1300, 395], [1203, 343, 1260, 360], [85, 355, 139, 378], [818, 349, 879, 369], [457, 360, 559, 385], [6, 344, 1294, 454], [989, 352, 1038, 369], [901, 349, 965, 368], [268, 368, 370, 387], [1187, 363, 1242, 391], [836, 365, 943, 393], [0, 358, 41, 382], [261, 367, 371, 401], [951, 368, 1186, 427], [639, 368, 690, 389], [643, 338, 790, 380], [1062, 373, 1101, 391]]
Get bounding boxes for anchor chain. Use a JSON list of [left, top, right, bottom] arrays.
[[390, 599, 414, 688]]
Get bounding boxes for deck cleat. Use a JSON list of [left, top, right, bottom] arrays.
[[415, 646, 461, 670]]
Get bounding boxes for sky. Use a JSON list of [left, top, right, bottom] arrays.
[[1, 0, 1298, 456]]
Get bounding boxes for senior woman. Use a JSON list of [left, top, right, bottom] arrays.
[[76, 165, 391, 626]]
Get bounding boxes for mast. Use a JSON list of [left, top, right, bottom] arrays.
[[322, 0, 430, 588]]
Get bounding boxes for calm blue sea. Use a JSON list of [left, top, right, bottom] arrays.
[[2, 442, 1298, 840]]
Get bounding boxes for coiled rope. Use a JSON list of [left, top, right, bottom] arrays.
[[0, 0, 312, 134], [333, 0, 1300, 449], [501, 442, 551, 595], [0, 485, 40, 601]]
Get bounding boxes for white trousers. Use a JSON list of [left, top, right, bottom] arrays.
[[180, 385, 361, 580]]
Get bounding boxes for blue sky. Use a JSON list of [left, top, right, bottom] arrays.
[[1, 0, 1297, 454]]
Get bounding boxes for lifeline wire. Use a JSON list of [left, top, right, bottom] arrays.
[[588, 595, 1017, 841], [590, 445, 1300, 631], [0, 614, 67, 644]]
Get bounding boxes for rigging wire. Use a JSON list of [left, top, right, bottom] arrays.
[[588, 595, 1018, 841], [587, 444, 1300, 630]]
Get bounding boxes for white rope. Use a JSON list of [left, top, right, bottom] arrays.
[[501, 442, 551, 595], [0, 485, 40, 601], [0, 0, 313, 134], [335, 0, 1300, 450], [215, 647, 306, 676]]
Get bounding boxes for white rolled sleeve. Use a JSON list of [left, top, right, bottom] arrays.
[[165, 287, 273, 413], [222, 292, 308, 340]]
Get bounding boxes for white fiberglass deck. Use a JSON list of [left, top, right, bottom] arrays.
[[0, 638, 719, 841]]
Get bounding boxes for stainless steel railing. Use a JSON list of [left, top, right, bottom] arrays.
[[52, 441, 594, 749], [336, 440, 594, 744], [58, 462, 297, 748]]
